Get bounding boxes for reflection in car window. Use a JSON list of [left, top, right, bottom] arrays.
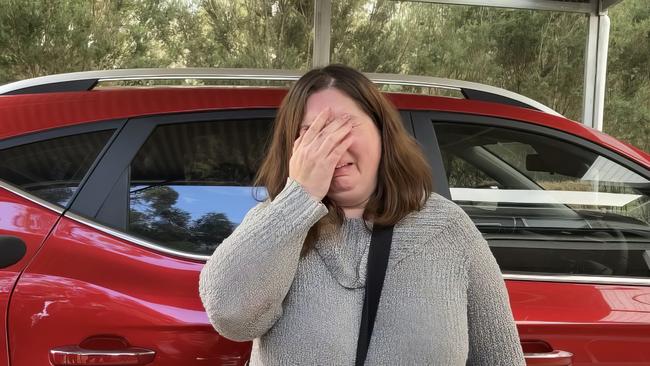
[[128, 119, 271, 256], [0, 130, 115, 207], [434, 122, 650, 279], [441, 150, 500, 189]]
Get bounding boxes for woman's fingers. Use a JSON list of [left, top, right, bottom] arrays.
[[328, 133, 354, 163], [292, 134, 303, 155], [289, 109, 355, 201], [315, 121, 352, 158], [300, 107, 331, 146], [307, 112, 351, 154], [318, 113, 351, 137]]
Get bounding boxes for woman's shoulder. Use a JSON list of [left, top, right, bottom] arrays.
[[391, 192, 483, 257], [398, 191, 469, 232]]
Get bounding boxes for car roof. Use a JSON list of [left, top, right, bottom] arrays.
[[0, 87, 648, 167], [0, 68, 563, 115]]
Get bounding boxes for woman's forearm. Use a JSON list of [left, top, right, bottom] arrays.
[[198, 178, 328, 341]]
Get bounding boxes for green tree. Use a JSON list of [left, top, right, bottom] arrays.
[[604, 0, 650, 152], [0, 0, 647, 151], [332, 2, 587, 120], [0, 0, 195, 83], [196, 0, 313, 68]]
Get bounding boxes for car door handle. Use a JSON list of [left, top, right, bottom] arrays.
[[524, 350, 573, 366], [49, 345, 156, 365]]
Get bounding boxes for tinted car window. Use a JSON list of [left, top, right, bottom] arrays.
[[434, 122, 650, 278], [128, 119, 272, 256], [0, 130, 115, 207]]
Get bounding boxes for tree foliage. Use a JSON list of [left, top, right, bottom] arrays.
[[0, 0, 647, 151], [129, 185, 235, 254], [605, 0, 650, 151]]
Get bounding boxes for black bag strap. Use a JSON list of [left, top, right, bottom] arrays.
[[355, 224, 394, 366]]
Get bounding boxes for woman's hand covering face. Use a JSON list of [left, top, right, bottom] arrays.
[[289, 108, 354, 201]]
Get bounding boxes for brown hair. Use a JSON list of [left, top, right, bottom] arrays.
[[255, 64, 433, 255]]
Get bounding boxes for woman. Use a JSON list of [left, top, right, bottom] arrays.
[[199, 64, 525, 365]]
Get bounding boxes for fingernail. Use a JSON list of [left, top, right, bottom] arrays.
[[342, 113, 351, 120]]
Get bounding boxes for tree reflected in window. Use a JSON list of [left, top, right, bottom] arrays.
[[130, 185, 236, 255], [127, 118, 272, 256]]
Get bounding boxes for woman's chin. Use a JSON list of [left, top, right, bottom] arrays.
[[329, 177, 356, 193]]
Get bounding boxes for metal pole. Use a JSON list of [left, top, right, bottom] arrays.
[[594, 13, 610, 131], [582, 9, 610, 131], [582, 14, 598, 128], [313, 0, 332, 67]]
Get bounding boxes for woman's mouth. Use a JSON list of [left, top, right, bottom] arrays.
[[334, 162, 354, 177]]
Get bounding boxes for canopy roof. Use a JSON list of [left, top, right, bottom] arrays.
[[313, 0, 625, 131]]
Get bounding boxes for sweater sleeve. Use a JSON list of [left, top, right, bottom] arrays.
[[198, 178, 328, 341], [450, 208, 526, 366]]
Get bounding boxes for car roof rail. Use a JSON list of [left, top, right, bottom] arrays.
[[0, 68, 562, 116]]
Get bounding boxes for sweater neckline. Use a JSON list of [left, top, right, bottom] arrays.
[[314, 219, 373, 289], [343, 216, 373, 228]]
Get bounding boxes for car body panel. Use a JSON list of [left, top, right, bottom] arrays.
[[8, 216, 250, 365], [0, 89, 286, 141], [0, 88, 647, 166], [509, 280, 650, 366], [409, 111, 650, 365], [0, 188, 60, 366], [1, 85, 649, 366], [389, 93, 650, 167]]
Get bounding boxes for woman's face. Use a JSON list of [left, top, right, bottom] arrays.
[[301, 87, 382, 208]]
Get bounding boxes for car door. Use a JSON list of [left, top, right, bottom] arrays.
[[0, 122, 120, 366], [411, 111, 650, 366], [7, 110, 275, 365], [9, 108, 416, 365]]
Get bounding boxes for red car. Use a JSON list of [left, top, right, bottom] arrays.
[[0, 69, 649, 366]]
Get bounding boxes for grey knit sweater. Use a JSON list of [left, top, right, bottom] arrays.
[[199, 178, 526, 365]]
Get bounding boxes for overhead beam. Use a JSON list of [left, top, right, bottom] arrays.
[[601, 0, 624, 11], [313, 0, 331, 67], [408, 0, 597, 13]]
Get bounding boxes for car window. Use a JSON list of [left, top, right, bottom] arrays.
[[0, 130, 115, 207], [434, 122, 650, 278], [127, 119, 272, 256]]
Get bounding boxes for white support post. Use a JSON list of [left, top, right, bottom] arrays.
[[313, 0, 332, 68], [594, 13, 610, 131], [583, 15, 598, 128], [582, 11, 610, 131]]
